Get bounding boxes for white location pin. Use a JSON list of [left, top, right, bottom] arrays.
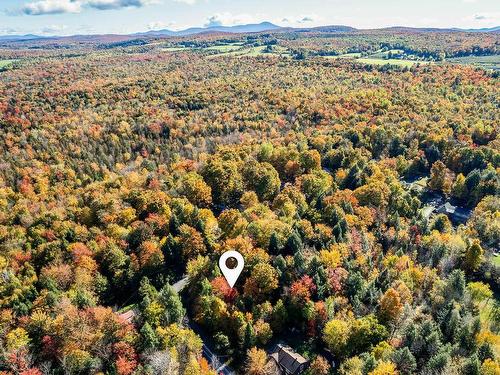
[[219, 250, 244, 288]]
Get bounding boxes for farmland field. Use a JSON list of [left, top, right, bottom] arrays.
[[205, 42, 245, 52], [161, 42, 499, 71], [162, 46, 191, 52], [320, 50, 429, 67], [447, 54, 500, 70], [321, 52, 362, 59], [357, 57, 425, 67], [207, 44, 290, 57], [0, 59, 15, 68]]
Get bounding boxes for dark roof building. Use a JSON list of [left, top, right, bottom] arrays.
[[436, 202, 471, 224], [269, 344, 310, 375]]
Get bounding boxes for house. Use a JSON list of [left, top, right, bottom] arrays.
[[401, 176, 428, 193], [436, 202, 471, 224], [436, 202, 457, 215], [269, 344, 310, 375], [118, 309, 136, 324]]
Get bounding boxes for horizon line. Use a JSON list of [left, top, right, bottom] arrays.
[[1, 22, 499, 38]]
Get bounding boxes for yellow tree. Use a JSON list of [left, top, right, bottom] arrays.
[[451, 173, 468, 200], [178, 224, 207, 261], [309, 356, 331, 375], [468, 281, 492, 305], [428, 161, 453, 195], [369, 361, 399, 375], [379, 288, 403, 323], [323, 319, 350, 357], [246, 347, 270, 375], [218, 209, 248, 239], [463, 239, 484, 272], [179, 172, 212, 208], [6, 327, 30, 351], [481, 359, 500, 375], [243, 263, 279, 302]]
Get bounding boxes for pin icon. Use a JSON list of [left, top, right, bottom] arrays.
[[219, 250, 244, 288]]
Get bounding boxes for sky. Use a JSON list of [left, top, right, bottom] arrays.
[[0, 0, 499, 36]]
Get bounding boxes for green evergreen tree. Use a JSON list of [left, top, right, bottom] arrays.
[[286, 231, 303, 254], [269, 232, 281, 255], [271, 299, 288, 333], [159, 284, 185, 325], [140, 322, 159, 350], [462, 354, 481, 375], [392, 347, 417, 375], [243, 322, 256, 350]]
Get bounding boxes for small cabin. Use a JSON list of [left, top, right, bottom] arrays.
[[269, 344, 310, 375]]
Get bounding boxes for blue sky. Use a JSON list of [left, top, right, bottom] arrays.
[[1, 0, 499, 35]]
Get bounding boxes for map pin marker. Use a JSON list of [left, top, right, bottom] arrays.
[[219, 250, 244, 288]]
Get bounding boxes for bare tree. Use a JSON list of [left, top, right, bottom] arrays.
[[145, 350, 180, 375]]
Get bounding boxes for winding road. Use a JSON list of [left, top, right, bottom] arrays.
[[173, 276, 236, 375]]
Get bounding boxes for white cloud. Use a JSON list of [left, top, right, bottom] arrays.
[[279, 14, 322, 27], [300, 16, 314, 23], [147, 20, 174, 30], [460, 12, 500, 28], [473, 12, 500, 21], [41, 24, 68, 33], [0, 27, 21, 34], [0, 24, 69, 35], [202, 12, 322, 29], [21, 0, 82, 15], [172, 0, 197, 4], [17, 0, 159, 15], [87, 0, 158, 10], [204, 12, 262, 27]]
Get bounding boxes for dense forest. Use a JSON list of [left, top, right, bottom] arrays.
[[0, 28, 499, 375]]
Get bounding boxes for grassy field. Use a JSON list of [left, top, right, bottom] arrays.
[[357, 57, 424, 67], [162, 43, 498, 71], [208, 45, 291, 58], [161, 46, 191, 52], [244, 45, 272, 57], [369, 49, 405, 58], [320, 51, 426, 67], [206, 47, 248, 58], [164, 43, 250, 54], [322, 52, 362, 59], [478, 298, 500, 358], [265, 45, 291, 56], [205, 43, 244, 52], [0, 59, 15, 68], [447, 55, 500, 70], [492, 254, 500, 267]]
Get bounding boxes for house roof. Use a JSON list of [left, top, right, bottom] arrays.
[[437, 202, 456, 214], [435, 202, 471, 220], [118, 309, 136, 323], [270, 344, 309, 375]]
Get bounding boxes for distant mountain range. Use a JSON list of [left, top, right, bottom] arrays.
[[137, 21, 282, 36], [0, 22, 498, 42], [382, 26, 500, 33], [0, 34, 45, 41], [454, 26, 500, 32]]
